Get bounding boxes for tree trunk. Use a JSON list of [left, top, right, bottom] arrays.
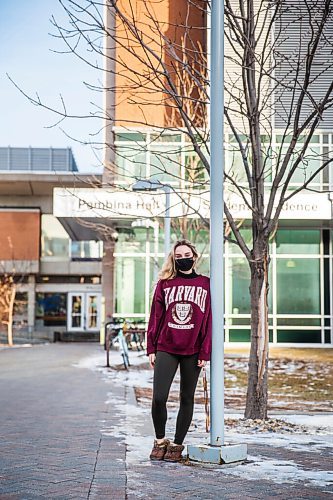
[[7, 285, 16, 347], [245, 253, 270, 419]]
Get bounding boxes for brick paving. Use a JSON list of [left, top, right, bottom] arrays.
[[0, 344, 126, 499], [0, 343, 332, 499]]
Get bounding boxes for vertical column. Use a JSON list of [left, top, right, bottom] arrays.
[[102, 240, 116, 326], [101, 1, 117, 341], [210, 0, 225, 447], [103, 0, 116, 185], [27, 275, 35, 341]]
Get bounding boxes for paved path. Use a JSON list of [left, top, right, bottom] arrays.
[[0, 344, 332, 499], [0, 344, 126, 499]]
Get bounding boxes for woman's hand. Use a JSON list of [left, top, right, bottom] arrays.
[[149, 353, 156, 368], [197, 359, 207, 368]]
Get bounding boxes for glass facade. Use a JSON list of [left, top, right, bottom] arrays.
[[112, 130, 333, 344], [226, 133, 333, 192], [114, 131, 209, 189], [41, 215, 103, 261], [112, 225, 332, 344], [226, 228, 331, 343]]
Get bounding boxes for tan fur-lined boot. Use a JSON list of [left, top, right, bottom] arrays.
[[149, 439, 170, 461], [164, 443, 185, 462]]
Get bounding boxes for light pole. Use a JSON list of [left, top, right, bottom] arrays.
[[187, 0, 247, 464], [209, 0, 225, 448], [132, 180, 171, 257]]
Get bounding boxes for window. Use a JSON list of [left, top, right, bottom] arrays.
[[228, 258, 251, 315], [115, 257, 146, 314], [150, 145, 181, 183], [276, 138, 321, 188], [115, 227, 149, 253], [71, 241, 103, 259], [226, 147, 249, 184], [277, 330, 322, 343], [184, 153, 207, 184], [116, 145, 146, 181], [13, 292, 28, 330], [227, 256, 272, 322], [276, 230, 320, 254], [36, 293, 67, 327], [228, 229, 253, 254], [41, 215, 69, 260], [196, 256, 210, 276], [277, 259, 320, 315], [36, 276, 101, 284]]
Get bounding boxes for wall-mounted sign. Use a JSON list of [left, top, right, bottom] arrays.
[[53, 187, 332, 220]]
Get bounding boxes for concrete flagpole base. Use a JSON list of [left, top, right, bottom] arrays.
[[187, 443, 247, 465]]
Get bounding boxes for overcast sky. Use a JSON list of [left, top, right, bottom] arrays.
[[0, 0, 103, 173]]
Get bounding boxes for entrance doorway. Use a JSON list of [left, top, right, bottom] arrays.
[[67, 293, 101, 332]]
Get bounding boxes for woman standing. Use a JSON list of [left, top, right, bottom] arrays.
[[147, 239, 212, 462]]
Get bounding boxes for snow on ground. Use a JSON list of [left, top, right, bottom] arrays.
[[73, 348, 154, 387], [73, 348, 147, 370], [75, 349, 333, 489], [228, 430, 333, 454], [283, 414, 333, 431], [218, 455, 333, 488]]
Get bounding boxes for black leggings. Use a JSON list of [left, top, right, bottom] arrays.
[[152, 351, 201, 445]]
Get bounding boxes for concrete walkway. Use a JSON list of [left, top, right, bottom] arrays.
[[0, 343, 332, 499]]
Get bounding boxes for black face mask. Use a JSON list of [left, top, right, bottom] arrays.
[[175, 257, 194, 272]]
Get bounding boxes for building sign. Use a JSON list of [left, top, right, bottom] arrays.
[[54, 188, 167, 218], [53, 188, 332, 220]]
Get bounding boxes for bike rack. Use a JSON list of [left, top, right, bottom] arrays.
[[105, 319, 125, 368], [105, 322, 113, 368], [105, 318, 147, 368]]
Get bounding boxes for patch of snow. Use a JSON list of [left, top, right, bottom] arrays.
[[219, 455, 333, 488], [283, 414, 333, 431], [101, 393, 154, 465], [73, 352, 106, 370], [232, 432, 333, 452], [73, 349, 148, 371], [225, 359, 248, 372], [110, 369, 153, 390]]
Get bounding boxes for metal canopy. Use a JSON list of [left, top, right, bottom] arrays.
[[57, 216, 135, 241]]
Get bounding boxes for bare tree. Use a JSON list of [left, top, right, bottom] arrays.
[[0, 263, 28, 347], [0, 237, 29, 346], [10, 0, 333, 418], [0, 272, 16, 347]]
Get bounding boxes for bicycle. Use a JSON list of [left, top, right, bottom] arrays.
[[123, 319, 146, 351], [105, 319, 130, 370]]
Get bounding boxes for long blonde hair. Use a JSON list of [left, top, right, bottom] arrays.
[[158, 239, 199, 281]]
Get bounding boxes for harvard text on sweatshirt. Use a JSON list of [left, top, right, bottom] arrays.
[[146, 274, 212, 361]]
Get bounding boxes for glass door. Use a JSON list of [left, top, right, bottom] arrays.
[[85, 293, 100, 331], [68, 293, 84, 331], [67, 292, 101, 331]]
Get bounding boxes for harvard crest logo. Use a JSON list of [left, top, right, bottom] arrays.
[[171, 302, 193, 325]]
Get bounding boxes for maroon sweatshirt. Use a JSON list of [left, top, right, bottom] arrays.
[[146, 272, 212, 361]]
